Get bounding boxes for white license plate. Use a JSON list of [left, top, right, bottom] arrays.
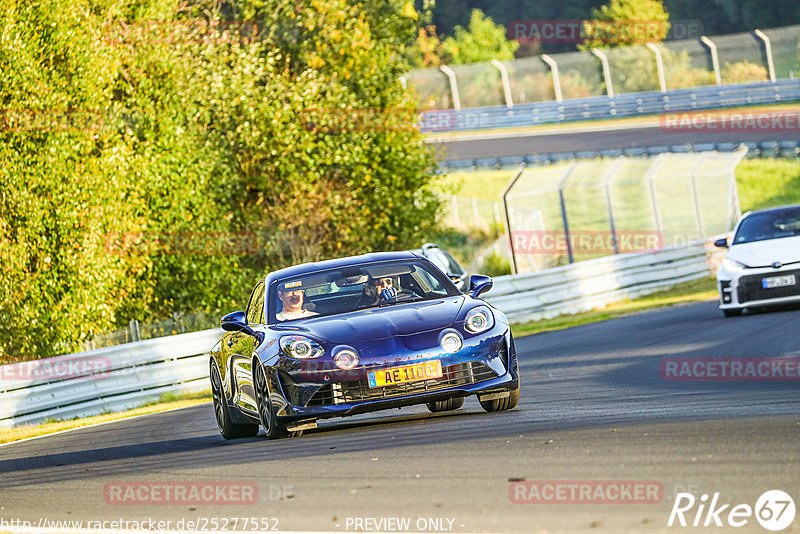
[[762, 274, 796, 289]]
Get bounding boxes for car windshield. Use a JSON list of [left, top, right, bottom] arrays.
[[268, 260, 459, 323], [732, 207, 800, 245]]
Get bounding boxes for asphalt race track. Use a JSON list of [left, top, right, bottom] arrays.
[[433, 122, 800, 160], [1, 301, 799, 533]]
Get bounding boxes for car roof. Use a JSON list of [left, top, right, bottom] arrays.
[[266, 251, 423, 285], [740, 203, 800, 219]]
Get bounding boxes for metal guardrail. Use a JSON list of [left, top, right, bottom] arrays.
[[0, 329, 221, 428], [0, 242, 722, 427], [440, 140, 800, 172], [421, 79, 800, 135], [485, 240, 722, 324]]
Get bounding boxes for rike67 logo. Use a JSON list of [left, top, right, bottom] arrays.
[[669, 490, 795, 531]]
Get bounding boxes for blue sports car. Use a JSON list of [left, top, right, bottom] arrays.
[[209, 251, 520, 439]]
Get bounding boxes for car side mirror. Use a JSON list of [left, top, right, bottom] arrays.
[[713, 238, 729, 249], [469, 274, 493, 298], [220, 311, 257, 337]]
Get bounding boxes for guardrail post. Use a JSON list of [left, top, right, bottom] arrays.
[[557, 163, 579, 263], [602, 158, 625, 254], [491, 59, 514, 108], [700, 36, 721, 85], [646, 43, 667, 93], [591, 49, 614, 98], [129, 320, 141, 342], [753, 29, 777, 82], [439, 65, 461, 110], [541, 54, 563, 103]]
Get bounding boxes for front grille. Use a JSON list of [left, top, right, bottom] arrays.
[[737, 268, 800, 304], [306, 361, 497, 407]]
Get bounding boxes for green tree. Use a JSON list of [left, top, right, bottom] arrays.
[[580, 0, 670, 50], [441, 9, 519, 64]]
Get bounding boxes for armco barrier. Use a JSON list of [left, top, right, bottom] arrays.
[[484, 240, 722, 324], [0, 329, 221, 428], [0, 242, 722, 427], [421, 79, 800, 134]]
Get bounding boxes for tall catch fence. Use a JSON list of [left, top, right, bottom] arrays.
[[404, 25, 800, 110], [502, 148, 747, 274]]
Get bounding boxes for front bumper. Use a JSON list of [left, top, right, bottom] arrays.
[[718, 265, 800, 310], [261, 327, 518, 423]]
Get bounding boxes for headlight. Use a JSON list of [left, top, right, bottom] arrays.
[[722, 257, 747, 272], [280, 335, 324, 359], [464, 305, 494, 334], [334, 349, 359, 370], [440, 332, 463, 354]]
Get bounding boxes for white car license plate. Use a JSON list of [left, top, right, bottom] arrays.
[[762, 274, 796, 289]]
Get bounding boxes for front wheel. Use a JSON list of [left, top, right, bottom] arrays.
[[253, 361, 301, 439], [426, 396, 465, 413], [479, 383, 520, 412], [210, 361, 259, 439], [722, 308, 743, 317]]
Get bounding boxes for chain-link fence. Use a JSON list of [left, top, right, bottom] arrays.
[[502, 148, 747, 274], [82, 312, 218, 351], [405, 25, 800, 109]]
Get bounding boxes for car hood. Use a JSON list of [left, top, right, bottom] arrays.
[[729, 235, 800, 267], [283, 296, 465, 344]]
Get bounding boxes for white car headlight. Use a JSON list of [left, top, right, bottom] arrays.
[[722, 257, 747, 272], [334, 349, 359, 370], [440, 332, 463, 354], [280, 335, 324, 359], [464, 305, 494, 334]]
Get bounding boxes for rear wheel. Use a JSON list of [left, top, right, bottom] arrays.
[[253, 361, 301, 439], [426, 396, 465, 413], [723, 308, 743, 317], [210, 361, 259, 439]]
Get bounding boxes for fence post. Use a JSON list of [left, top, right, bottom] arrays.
[[700, 36, 721, 85], [491, 59, 514, 108], [557, 163, 579, 263], [645, 154, 668, 239], [501, 168, 526, 275], [450, 195, 461, 227], [646, 43, 667, 92], [591, 49, 615, 98], [541, 54, 563, 103], [602, 158, 625, 254], [688, 154, 709, 240], [439, 65, 461, 110], [753, 29, 776, 83]]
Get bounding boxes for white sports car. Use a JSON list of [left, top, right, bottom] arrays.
[[715, 204, 800, 317]]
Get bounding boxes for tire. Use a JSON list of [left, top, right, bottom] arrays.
[[479, 384, 520, 412], [426, 396, 465, 413], [210, 361, 259, 439], [723, 308, 743, 317], [253, 360, 301, 439]]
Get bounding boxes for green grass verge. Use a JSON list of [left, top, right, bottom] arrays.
[[511, 275, 718, 338], [1, 390, 211, 445]]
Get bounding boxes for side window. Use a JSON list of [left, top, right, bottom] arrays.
[[246, 281, 265, 324]]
